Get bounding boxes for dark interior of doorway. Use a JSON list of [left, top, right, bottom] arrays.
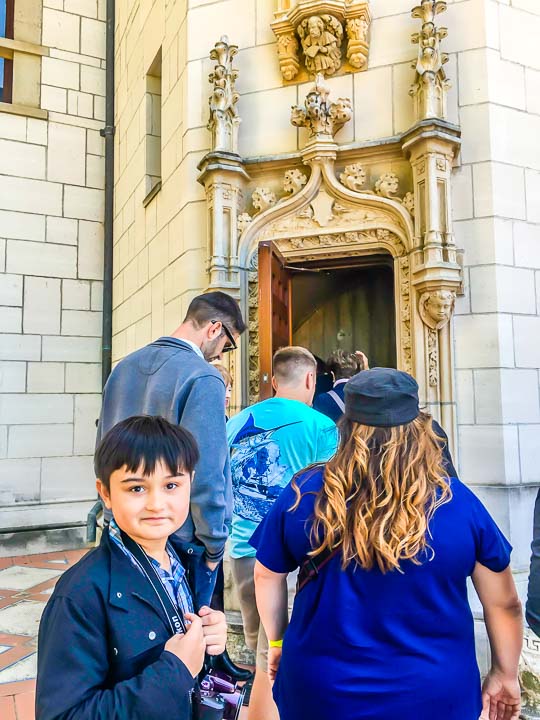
[[290, 254, 397, 369]]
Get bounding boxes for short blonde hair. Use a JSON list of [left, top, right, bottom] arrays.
[[212, 363, 232, 387], [273, 346, 316, 385]]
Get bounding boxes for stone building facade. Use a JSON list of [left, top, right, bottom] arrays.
[[0, 0, 539, 680], [0, 0, 106, 535]]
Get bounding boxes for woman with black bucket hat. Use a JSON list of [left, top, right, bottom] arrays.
[[251, 368, 522, 720]]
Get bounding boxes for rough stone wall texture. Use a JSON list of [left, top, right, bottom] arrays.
[[0, 0, 106, 530]]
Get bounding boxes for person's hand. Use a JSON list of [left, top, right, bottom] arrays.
[[164, 613, 205, 678], [198, 606, 227, 656], [205, 558, 219, 572], [354, 351, 369, 371], [267, 646, 282, 685], [480, 670, 521, 720]]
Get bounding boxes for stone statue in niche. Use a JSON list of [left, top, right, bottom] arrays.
[[252, 188, 277, 214], [375, 172, 400, 199], [419, 289, 455, 330], [291, 73, 352, 139], [208, 36, 240, 153], [339, 164, 367, 192], [283, 168, 308, 196], [298, 15, 343, 77]]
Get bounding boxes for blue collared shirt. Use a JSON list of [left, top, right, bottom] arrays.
[[108, 519, 194, 621]]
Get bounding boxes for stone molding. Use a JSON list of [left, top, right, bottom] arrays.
[[271, 0, 372, 83]]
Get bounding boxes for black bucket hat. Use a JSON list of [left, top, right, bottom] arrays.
[[344, 367, 420, 428]]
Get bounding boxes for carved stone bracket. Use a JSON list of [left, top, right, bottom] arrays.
[[419, 289, 455, 330], [272, 1, 372, 83]]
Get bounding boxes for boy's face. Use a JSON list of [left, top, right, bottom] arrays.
[[96, 460, 191, 546]]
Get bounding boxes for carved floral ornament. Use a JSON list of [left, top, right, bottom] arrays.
[[339, 165, 415, 217], [207, 36, 240, 153], [272, 1, 372, 83], [291, 73, 352, 139]]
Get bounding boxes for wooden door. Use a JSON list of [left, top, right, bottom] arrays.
[[258, 240, 292, 400]]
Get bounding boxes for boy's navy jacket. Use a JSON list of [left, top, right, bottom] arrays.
[[36, 530, 199, 720], [96, 336, 231, 561]]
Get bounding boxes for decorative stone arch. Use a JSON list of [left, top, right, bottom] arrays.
[[237, 157, 416, 401]]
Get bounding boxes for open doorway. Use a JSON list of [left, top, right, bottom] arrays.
[[257, 241, 397, 399], [291, 255, 397, 369]]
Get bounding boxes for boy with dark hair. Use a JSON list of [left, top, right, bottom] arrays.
[[36, 416, 227, 720]]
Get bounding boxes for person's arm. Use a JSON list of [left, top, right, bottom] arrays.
[[254, 561, 289, 682], [180, 375, 229, 564], [472, 563, 522, 720], [36, 596, 198, 720]]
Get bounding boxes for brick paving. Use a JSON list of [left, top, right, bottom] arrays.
[[0, 547, 249, 719], [0, 549, 88, 720]]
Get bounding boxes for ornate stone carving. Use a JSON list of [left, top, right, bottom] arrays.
[[298, 15, 343, 77], [208, 36, 240, 152], [248, 252, 260, 403], [276, 228, 405, 256], [283, 168, 308, 195], [419, 289, 455, 330], [402, 191, 415, 216], [291, 73, 352, 139], [276, 31, 301, 82], [399, 256, 413, 374], [271, 1, 372, 82], [427, 328, 438, 386], [340, 163, 366, 192], [252, 188, 277, 214], [237, 212, 252, 237], [409, 1, 451, 120], [375, 172, 400, 199], [346, 16, 370, 69]]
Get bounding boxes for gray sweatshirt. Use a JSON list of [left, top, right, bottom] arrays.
[[96, 337, 231, 561]]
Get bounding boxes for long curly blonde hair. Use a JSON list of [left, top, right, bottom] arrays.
[[293, 412, 452, 573]]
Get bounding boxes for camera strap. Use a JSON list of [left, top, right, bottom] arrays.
[[120, 530, 188, 636]]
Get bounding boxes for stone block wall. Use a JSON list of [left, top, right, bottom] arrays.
[[0, 0, 106, 530]]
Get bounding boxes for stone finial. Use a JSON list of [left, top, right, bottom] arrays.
[[419, 289, 455, 330], [346, 16, 370, 69], [208, 36, 241, 153], [409, 0, 451, 120], [291, 73, 352, 140]]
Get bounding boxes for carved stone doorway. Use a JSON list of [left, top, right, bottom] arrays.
[[290, 255, 397, 370]]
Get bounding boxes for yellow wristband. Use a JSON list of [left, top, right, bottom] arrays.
[[269, 639, 283, 648]]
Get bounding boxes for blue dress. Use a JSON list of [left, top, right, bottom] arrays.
[[250, 467, 511, 720]]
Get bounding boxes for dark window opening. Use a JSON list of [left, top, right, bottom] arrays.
[[0, 0, 14, 104]]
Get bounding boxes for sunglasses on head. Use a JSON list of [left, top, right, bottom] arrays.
[[211, 320, 237, 352]]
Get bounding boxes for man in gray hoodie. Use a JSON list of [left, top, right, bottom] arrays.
[[97, 291, 246, 606]]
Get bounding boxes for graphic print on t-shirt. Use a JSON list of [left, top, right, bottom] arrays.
[[230, 413, 301, 524]]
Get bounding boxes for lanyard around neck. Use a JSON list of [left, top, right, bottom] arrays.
[[120, 530, 187, 635]]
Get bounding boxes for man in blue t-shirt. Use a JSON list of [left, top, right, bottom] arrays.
[[227, 346, 338, 720]]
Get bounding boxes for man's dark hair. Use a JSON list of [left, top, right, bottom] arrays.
[[94, 416, 199, 490], [184, 291, 246, 335]]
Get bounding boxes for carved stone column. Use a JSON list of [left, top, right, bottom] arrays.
[[197, 37, 249, 294]]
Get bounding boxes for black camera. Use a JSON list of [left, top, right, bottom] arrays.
[[192, 668, 246, 720]]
